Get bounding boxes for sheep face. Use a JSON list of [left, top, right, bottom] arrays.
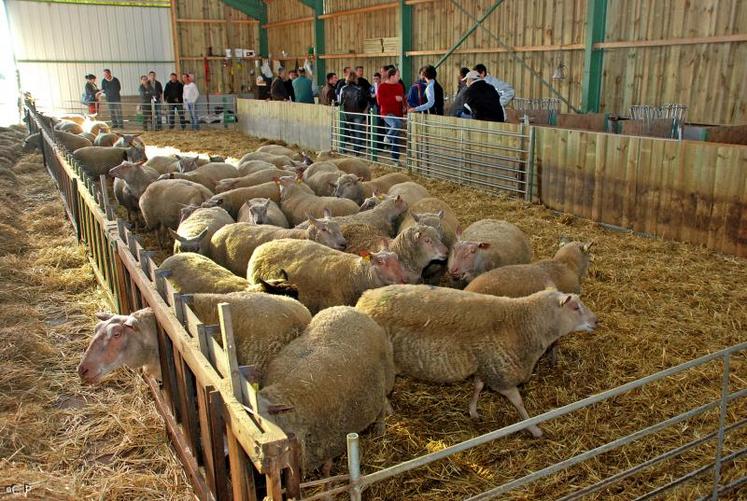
[[22, 133, 41, 152], [412, 211, 446, 240], [177, 156, 199, 173], [244, 199, 271, 224], [555, 293, 598, 333], [368, 250, 408, 285], [333, 174, 362, 202], [307, 217, 346, 250], [447, 241, 489, 282], [359, 194, 382, 211], [170, 228, 209, 253], [414, 227, 449, 263], [77, 310, 158, 384], [109, 160, 146, 181]]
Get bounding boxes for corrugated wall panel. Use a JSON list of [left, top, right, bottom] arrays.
[[7, 0, 174, 110]]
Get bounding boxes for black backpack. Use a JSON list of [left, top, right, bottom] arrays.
[[341, 84, 368, 113]]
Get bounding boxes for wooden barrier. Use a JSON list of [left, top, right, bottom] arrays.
[[238, 99, 334, 151], [25, 103, 301, 500]]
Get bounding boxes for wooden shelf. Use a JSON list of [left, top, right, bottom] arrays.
[[262, 16, 314, 29], [320, 52, 400, 60], [176, 18, 259, 24]]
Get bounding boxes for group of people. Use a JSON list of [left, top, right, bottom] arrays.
[[82, 70, 201, 130], [268, 62, 514, 160]]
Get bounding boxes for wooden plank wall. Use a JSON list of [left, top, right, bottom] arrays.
[[266, 0, 314, 66], [237, 98, 334, 150], [602, 0, 747, 124], [537, 127, 747, 257], [175, 0, 259, 95]]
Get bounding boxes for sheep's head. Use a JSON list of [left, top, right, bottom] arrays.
[[169, 227, 209, 253], [554, 240, 594, 277], [179, 205, 201, 223], [410, 211, 446, 240], [243, 199, 271, 224], [333, 173, 362, 201], [552, 292, 598, 334], [306, 211, 346, 251], [378, 194, 408, 220], [362, 249, 408, 285], [109, 160, 146, 181], [176, 155, 199, 173], [447, 240, 490, 283]]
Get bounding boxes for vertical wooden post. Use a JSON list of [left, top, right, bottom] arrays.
[[170, 0, 181, 77], [225, 410, 258, 501], [218, 303, 243, 404]]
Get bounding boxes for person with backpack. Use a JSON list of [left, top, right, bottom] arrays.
[[339, 72, 369, 155], [407, 65, 444, 115]]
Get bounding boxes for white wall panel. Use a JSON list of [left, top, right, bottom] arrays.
[[6, 0, 175, 110]]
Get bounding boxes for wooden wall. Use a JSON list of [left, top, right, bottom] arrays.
[[174, 0, 259, 95], [253, 0, 746, 124], [265, 0, 313, 66]]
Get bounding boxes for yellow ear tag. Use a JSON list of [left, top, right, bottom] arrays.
[[296, 178, 302, 184], [361, 254, 371, 262]]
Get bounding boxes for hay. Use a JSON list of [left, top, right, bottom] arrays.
[[0, 141, 192, 499]]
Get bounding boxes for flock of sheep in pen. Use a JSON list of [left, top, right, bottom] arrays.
[[29, 112, 598, 476]]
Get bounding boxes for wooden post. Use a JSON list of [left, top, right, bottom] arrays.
[[225, 409, 258, 501], [169, 0, 181, 77], [218, 303, 243, 404]]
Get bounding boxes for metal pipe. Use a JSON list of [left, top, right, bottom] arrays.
[[357, 342, 747, 488], [434, 0, 505, 69], [710, 353, 731, 500], [347, 433, 362, 501]]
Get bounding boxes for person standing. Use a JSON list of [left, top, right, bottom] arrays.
[[101, 69, 122, 128], [270, 67, 290, 101], [339, 72, 368, 155], [138, 75, 157, 131], [408, 65, 443, 115], [335, 66, 351, 102], [292, 68, 314, 104], [376, 67, 405, 161], [183, 73, 200, 130], [473, 63, 514, 118], [319, 72, 338, 105], [148, 71, 164, 130], [461, 70, 505, 122], [285, 69, 297, 102], [163, 72, 186, 130], [82, 74, 99, 115], [451, 67, 471, 117]]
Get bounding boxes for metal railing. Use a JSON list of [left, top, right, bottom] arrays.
[[306, 342, 746, 500], [331, 108, 536, 201], [36, 97, 238, 132]]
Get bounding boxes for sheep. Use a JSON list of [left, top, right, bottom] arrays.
[[248, 239, 407, 314], [356, 286, 598, 437], [113, 134, 147, 162], [327, 157, 372, 180], [206, 180, 306, 217], [109, 161, 159, 223], [171, 206, 234, 255], [210, 217, 346, 276], [302, 161, 340, 182], [144, 155, 180, 174], [73, 146, 128, 177], [334, 172, 411, 204], [158, 162, 241, 192], [279, 176, 359, 226], [94, 132, 120, 147], [360, 193, 384, 211], [78, 132, 97, 143], [58, 113, 85, 125], [82, 117, 110, 136], [387, 181, 430, 207], [236, 159, 278, 176], [305, 169, 344, 197], [398, 197, 460, 248], [259, 306, 394, 473], [238, 151, 295, 169], [215, 168, 293, 193], [139, 179, 213, 246], [55, 120, 83, 134], [78, 293, 311, 384], [296, 195, 407, 237], [448, 219, 532, 285], [256, 144, 300, 159], [158, 252, 298, 297], [54, 130, 92, 151], [237, 198, 289, 228]]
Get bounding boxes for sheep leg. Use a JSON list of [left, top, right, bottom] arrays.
[[547, 340, 559, 367], [468, 375, 484, 419], [497, 386, 543, 438]]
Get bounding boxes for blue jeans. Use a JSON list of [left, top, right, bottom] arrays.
[[186, 102, 200, 130], [384, 115, 402, 160], [343, 114, 366, 154]]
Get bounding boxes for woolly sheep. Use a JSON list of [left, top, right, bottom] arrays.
[[113, 134, 145, 149], [327, 157, 372, 180], [302, 161, 339, 182], [78, 132, 96, 143], [259, 306, 394, 473], [256, 144, 300, 159], [210, 217, 346, 276], [305, 170, 344, 197], [206, 180, 314, 217], [238, 151, 295, 169], [159, 162, 241, 192], [144, 155, 180, 174], [171, 206, 234, 255], [236, 159, 278, 176], [215, 168, 294, 193], [73, 146, 128, 177], [356, 286, 598, 437], [237, 198, 289, 228], [58, 113, 86, 125], [54, 130, 92, 151], [139, 179, 213, 246], [334, 172, 411, 204], [279, 177, 359, 226], [387, 181, 430, 207], [109, 161, 159, 223], [296, 195, 407, 237], [248, 239, 408, 313], [78, 293, 311, 384], [398, 197, 461, 249], [448, 219, 532, 284], [55, 120, 83, 134], [94, 132, 120, 147]]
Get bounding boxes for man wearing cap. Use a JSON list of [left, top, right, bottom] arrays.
[[473, 64, 514, 119], [461, 70, 505, 122]]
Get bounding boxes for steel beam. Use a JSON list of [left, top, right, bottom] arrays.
[[300, 0, 326, 88], [399, 0, 412, 85], [434, 0, 504, 70], [581, 0, 607, 112], [221, 0, 268, 56]]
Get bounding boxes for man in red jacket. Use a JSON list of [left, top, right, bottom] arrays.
[[376, 67, 406, 161]]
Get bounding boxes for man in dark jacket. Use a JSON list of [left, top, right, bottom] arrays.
[[319, 72, 338, 105], [461, 70, 505, 122], [101, 69, 122, 128], [138, 75, 157, 131], [148, 71, 164, 130], [285, 69, 297, 102], [163, 72, 186, 130], [270, 67, 290, 101], [339, 73, 368, 154]]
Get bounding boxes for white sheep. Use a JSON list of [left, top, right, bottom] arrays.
[[171, 206, 234, 255], [279, 176, 359, 226], [139, 179, 213, 246], [387, 181, 430, 207], [237, 198, 289, 228]]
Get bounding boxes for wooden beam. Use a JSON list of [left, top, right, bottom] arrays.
[[319, 1, 398, 20], [408, 43, 584, 56], [405, 0, 438, 4], [169, 0, 180, 78], [262, 16, 314, 29], [434, 0, 504, 69], [176, 18, 259, 24], [320, 52, 401, 60], [594, 33, 747, 49]]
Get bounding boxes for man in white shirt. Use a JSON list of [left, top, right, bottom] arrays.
[[182, 73, 200, 130], [473, 64, 514, 118]]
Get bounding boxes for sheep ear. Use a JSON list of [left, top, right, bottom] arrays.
[[477, 242, 490, 249], [168, 228, 184, 242], [279, 268, 289, 281], [583, 241, 594, 252], [323, 208, 332, 219], [378, 239, 390, 251], [95, 312, 114, 321], [123, 315, 138, 330], [456, 226, 463, 239], [559, 294, 573, 307], [175, 154, 182, 160], [263, 199, 271, 208], [196, 228, 209, 241], [306, 213, 320, 227], [544, 280, 558, 292], [559, 235, 572, 247], [412, 212, 420, 222], [436, 209, 445, 219]]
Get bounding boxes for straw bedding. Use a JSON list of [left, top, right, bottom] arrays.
[[104, 131, 747, 498], [0, 128, 192, 500], [139, 131, 746, 499]]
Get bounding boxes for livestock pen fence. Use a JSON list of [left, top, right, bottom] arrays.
[[24, 97, 747, 500], [24, 100, 302, 501]]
